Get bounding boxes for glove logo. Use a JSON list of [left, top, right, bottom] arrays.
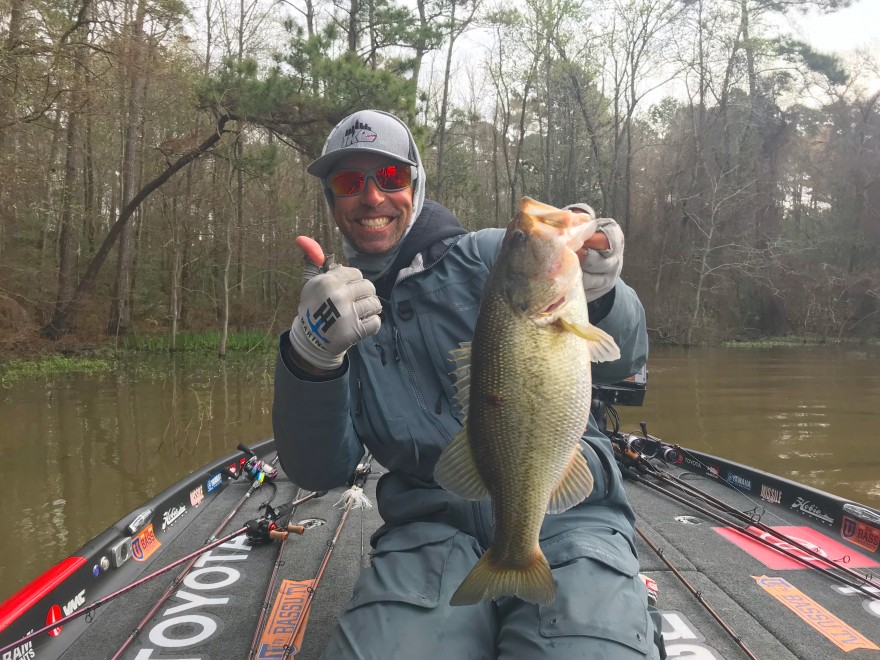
[[306, 297, 341, 344]]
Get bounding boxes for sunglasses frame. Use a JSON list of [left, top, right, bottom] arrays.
[[326, 165, 414, 197]]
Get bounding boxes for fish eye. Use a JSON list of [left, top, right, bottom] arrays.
[[513, 229, 527, 243]]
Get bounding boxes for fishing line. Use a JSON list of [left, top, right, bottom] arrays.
[[635, 525, 759, 660]]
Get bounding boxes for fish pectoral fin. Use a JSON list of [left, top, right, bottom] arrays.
[[434, 424, 489, 500], [556, 319, 621, 363], [547, 447, 594, 514]]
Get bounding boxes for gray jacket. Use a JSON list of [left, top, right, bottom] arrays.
[[273, 202, 648, 549]]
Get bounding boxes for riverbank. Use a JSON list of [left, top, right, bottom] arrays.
[[0, 329, 277, 384]]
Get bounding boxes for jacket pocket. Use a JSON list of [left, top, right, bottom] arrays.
[[346, 523, 477, 611], [538, 528, 650, 654]]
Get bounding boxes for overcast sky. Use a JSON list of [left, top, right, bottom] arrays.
[[792, 1, 879, 56]]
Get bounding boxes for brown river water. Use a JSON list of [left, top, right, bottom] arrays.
[[1, 344, 879, 602]]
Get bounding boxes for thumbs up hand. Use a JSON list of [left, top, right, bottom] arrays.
[[289, 236, 383, 371]]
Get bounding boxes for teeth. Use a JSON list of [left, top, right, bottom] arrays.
[[360, 217, 392, 229]]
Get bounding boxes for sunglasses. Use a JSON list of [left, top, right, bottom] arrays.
[[327, 165, 413, 196]]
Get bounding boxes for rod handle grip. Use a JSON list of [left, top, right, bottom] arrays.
[[287, 525, 306, 535], [269, 530, 288, 541]]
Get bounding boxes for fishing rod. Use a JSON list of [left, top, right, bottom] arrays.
[[650, 461, 880, 592], [612, 436, 880, 602], [0, 500, 309, 658], [108, 448, 310, 660], [274, 454, 374, 660], [0, 528, 245, 657], [246, 489, 329, 659], [635, 525, 759, 660]]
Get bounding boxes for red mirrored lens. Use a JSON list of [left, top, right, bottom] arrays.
[[329, 170, 365, 196], [328, 166, 412, 196], [375, 165, 412, 190]]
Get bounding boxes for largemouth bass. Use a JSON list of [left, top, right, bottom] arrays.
[[434, 197, 620, 605]]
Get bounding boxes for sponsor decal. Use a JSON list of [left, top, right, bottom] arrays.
[[681, 454, 702, 470], [714, 525, 880, 570], [659, 610, 723, 659], [754, 576, 879, 652], [2, 637, 35, 660], [190, 485, 205, 507], [843, 503, 880, 526], [161, 504, 187, 531], [137, 534, 253, 656], [131, 523, 161, 562], [46, 604, 63, 637], [206, 472, 223, 493], [790, 496, 835, 525], [706, 465, 720, 479], [256, 580, 315, 658], [62, 589, 85, 616], [342, 120, 377, 147], [841, 516, 880, 553], [760, 484, 782, 505], [725, 471, 753, 492]]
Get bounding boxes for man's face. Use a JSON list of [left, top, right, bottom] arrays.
[[328, 153, 414, 255]]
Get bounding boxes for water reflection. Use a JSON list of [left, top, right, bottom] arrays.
[[1, 345, 879, 602], [0, 354, 275, 601], [621, 345, 880, 510]]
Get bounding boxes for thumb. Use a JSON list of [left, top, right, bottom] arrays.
[[296, 235, 326, 268]]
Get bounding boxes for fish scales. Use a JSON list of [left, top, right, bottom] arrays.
[[435, 196, 620, 606], [470, 284, 593, 560]]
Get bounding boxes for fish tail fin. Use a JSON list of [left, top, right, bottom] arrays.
[[450, 548, 555, 606]]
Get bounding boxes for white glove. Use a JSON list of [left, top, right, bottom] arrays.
[[565, 203, 624, 303], [289, 263, 382, 371]]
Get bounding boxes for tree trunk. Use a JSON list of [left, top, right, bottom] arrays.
[[41, 116, 229, 339], [108, 0, 147, 336]]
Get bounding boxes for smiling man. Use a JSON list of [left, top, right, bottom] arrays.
[[273, 109, 665, 659]]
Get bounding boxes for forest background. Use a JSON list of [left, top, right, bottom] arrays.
[[0, 0, 878, 356]]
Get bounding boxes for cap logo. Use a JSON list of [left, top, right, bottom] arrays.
[[342, 120, 377, 147]]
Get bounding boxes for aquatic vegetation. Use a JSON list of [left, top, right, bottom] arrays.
[[722, 336, 879, 349], [0, 356, 114, 386]]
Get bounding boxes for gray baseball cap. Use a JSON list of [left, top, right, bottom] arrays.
[[307, 110, 419, 178]]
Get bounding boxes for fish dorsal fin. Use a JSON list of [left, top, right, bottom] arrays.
[[547, 447, 594, 514], [557, 320, 621, 363], [433, 423, 489, 500], [449, 341, 472, 417]]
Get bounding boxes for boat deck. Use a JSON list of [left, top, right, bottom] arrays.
[[6, 442, 880, 659]]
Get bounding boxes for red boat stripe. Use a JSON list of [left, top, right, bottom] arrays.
[[0, 556, 87, 633]]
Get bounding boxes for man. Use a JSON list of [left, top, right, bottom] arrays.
[[273, 109, 664, 659]]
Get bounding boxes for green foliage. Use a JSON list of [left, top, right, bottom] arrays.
[[0, 357, 114, 387], [120, 331, 275, 353], [774, 37, 849, 87]]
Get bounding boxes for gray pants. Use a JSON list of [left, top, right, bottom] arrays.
[[320, 522, 664, 659]]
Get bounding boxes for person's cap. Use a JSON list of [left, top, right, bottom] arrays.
[[307, 110, 418, 179]]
